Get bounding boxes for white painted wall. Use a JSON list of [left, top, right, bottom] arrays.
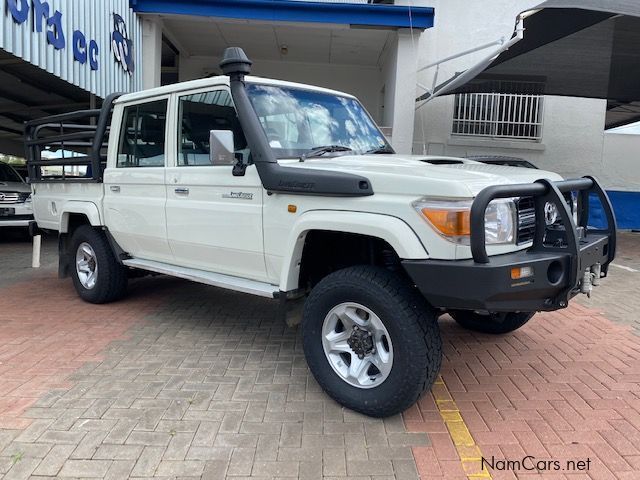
[[602, 133, 640, 191], [407, 0, 631, 190]]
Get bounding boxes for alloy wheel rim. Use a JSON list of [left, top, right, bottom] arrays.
[[321, 302, 393, 389], [75, 242, 98, 289]]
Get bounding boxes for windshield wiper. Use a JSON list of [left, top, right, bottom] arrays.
[[364, 145, 395, 155], [300, 145, 353, 162]]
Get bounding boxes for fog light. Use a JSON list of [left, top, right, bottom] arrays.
[[511, 266, 534, 280], [544, 202, 559, 225]]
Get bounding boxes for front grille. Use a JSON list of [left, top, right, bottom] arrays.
[[0, 192, 20, 204], [516, 197, 536, 244]]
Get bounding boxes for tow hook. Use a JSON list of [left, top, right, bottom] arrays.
[[580, 262, 602, 297]]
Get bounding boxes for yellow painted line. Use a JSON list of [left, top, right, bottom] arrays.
[[433, 375, 492, 479]]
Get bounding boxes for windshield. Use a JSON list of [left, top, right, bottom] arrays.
[[0, 163, 23, 183], [246, 84, 388, 159]]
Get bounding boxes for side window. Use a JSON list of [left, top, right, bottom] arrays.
[[117, 100, 167, 168], [178, 90, 248, 166]]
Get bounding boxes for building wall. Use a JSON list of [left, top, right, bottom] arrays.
[[409, 0, 631, 190], [602, 133, 640, 191], [0, 0, 142, 98]]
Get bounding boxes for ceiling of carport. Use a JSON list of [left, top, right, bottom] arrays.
[[161, 16, 394, 67], [0, 50, 91, 157]]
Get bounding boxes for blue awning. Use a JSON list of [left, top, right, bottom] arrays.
[[130, 0, 434, 30]]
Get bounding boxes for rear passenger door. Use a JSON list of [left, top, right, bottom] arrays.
[[165, 88, 267, 281], [104, 97, 173, 263]]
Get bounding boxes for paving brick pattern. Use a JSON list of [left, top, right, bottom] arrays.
[[0, 242, 426, 479], [0, 233, 638, 479], [578, 233, 640, 332], [407, 234, 640, 480], [0, 232, 56, 288]]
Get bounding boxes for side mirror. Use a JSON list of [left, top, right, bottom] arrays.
[[209, 130, 235, 165]]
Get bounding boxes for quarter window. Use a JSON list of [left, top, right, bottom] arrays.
[[177, 90, 248, 166], [117, 100, 167, 168]]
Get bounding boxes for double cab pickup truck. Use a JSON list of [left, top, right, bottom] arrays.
[[25, 48, 616, 417]]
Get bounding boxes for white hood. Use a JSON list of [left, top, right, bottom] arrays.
[[280, 154, 563, 197], [0, 181, 30, 194]]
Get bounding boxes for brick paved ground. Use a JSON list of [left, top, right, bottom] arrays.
[[0, 232, 638, 479], [0, 230, 56, 288], [578, 233, 640, 331]]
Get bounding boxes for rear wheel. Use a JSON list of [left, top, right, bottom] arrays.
[[70, 226, 128, 304], [302, 265, 442, 417], [450, 310, 534, 334]]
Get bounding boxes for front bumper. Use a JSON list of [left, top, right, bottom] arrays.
[[403, 177, 617, 313], [0, 217, 33, 227], [0, 204, 33, 228]]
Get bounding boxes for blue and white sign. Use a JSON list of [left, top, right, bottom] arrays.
[[111, 12, 134, 75], [1, 0, 142, 98]]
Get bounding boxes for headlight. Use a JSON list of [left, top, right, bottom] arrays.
[[484, 199, 516, 244], [413, 197, 516, 245]]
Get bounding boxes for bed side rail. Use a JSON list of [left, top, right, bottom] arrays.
[[24, 93, 121, 183]]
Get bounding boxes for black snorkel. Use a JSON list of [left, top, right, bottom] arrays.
[[220, 47, 373, 197]]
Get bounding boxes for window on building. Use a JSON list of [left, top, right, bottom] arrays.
[[452, 81, 545, 141], [177, 90, 248, 166], [117, 100, 167, 168]]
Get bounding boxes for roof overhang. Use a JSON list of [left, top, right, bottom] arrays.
[[0, 50, 92, 157], [130, 0, 434, 30], [422, 0, 640, 128]]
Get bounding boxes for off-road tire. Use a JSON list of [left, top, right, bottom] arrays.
[[70, 225, 128, 304], [302, 265, 442, 417], [450, 310, 534, 334]]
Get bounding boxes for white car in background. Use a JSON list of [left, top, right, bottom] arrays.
[[0, 162, 33, 230]]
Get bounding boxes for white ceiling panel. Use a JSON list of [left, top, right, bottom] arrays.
[[216, 23, 280, 60], [275, 26, 332, 62], [162, 16, 393, 67]]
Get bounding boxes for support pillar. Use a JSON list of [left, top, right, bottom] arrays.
[[382, 29, 418, 154], [142, 18, 163, 89]]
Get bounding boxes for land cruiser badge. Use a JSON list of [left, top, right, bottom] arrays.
[[222, 192, 253, 200]]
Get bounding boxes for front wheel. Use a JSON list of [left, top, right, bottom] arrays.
[[450, 310, 534, 334], [70, 226, 128, 304], [302, 266, 442, 418]]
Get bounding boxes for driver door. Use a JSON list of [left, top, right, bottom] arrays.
[[165, 88, 267, 282]]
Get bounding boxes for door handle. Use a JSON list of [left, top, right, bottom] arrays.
[[110, 186, 120, 193], [174, 188, 189, 195]]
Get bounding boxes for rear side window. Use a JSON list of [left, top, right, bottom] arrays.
[[117, 100, 167, 168]]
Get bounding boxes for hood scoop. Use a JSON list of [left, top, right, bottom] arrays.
[[421, 159, 465, 165]]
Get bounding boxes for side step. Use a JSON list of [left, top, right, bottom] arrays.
[[122, 258, 279, 298]]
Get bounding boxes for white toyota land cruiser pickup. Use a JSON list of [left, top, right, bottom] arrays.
[[25, 48, 617, 417]]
